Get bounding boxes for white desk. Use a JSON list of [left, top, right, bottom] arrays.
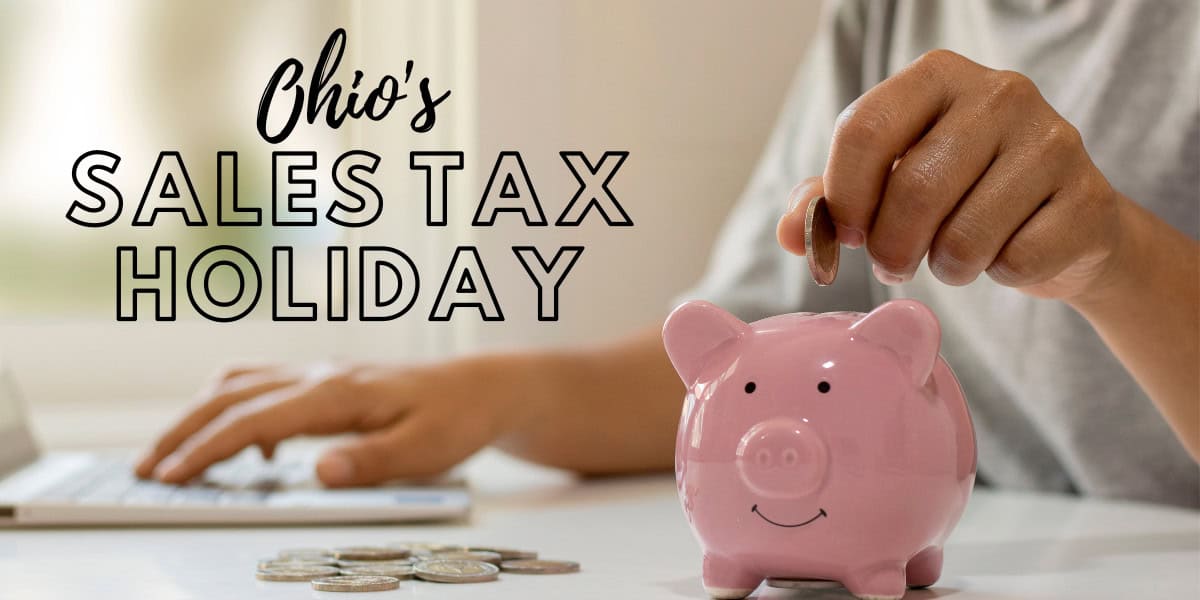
[[5, 405, 1200, 600]]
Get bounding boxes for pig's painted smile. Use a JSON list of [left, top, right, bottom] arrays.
[[750, 505, 827, 528]]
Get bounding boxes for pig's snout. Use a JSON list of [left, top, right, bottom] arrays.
[[736, 417, 828, 498]]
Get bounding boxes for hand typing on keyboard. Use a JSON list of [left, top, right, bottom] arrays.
[[134, 358, 532, 487]]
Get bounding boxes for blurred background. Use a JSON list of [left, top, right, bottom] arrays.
[[0, 0, 821, 447]]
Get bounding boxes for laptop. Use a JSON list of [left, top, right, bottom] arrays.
[[0, 361, 470, 526]]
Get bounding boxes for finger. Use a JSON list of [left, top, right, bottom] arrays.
[[135, 372, 298, 478], [776, 177, 827, 255], [824, 50, 984, 238], [190, 365, 286, 403], [864, 105, 1002, 283], [987, 176, 1108, 290], [927, 122, 1081, 285], [209, 364, 281, 382], [316, 415, 466, 487], [154, 384, 337, 483]]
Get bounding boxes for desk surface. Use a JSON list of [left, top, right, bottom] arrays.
[[2, 450, 1198, 600], [6, 404, 1200, 600]]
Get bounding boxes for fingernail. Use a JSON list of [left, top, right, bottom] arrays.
[[317, 452, 356, 485], [837, 225, 864, 248], [872, 263, 907, 286], [785, 182, 813, 213]]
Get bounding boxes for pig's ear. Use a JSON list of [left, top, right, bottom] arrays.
[[849, 299, 941, 386], [662, 301, 750, 384]]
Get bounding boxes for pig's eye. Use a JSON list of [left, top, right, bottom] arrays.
[[744, 382, 757, 394], [817, 381, 831, 394]]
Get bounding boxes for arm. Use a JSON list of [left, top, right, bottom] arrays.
[[775, 49, 1200, 463], [1067, 196, 1200, 459], [493, 325, 683, 474], [136, 325, 683, 485]]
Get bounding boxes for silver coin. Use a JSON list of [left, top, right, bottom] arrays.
[[332, 546, 410, 561], [468, 546, 538, 560], [499, 559, 581, 574], [804, 195, 840, 286], [277, 547, 332, 559], [391, 542, 465, 556], [414, 559, 501, 583], [340, 564, 415, 579], [258, 557, 336, 569], [311, 575, 401, 592], [338, 559, 413, 568], [255, 565, 340, 582], [766, 577, 841, 590], [430, 550, 503, 565]]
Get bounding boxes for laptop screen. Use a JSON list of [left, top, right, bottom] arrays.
[[0, 361, 39, 476]]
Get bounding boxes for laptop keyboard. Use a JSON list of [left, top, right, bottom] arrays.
[[39, 455, 312, 506]]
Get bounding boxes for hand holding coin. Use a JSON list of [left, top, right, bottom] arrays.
[[778, 51, 1137, 301]]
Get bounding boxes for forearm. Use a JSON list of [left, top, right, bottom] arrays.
[[491, 324, 684, 474], [1068, 195, 1200, 460]]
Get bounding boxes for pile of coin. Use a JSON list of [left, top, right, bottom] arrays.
[[254, 542, 580, 592]]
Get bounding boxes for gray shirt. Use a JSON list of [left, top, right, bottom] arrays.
[[677, 0, 1199, 507]]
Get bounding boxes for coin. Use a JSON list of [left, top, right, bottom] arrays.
[[430, 550, 503, 565], [332, 546, 410, 561], [340, 564, 415, 579], [804, 195, 840, 286], [414, 559, 501, 583], [766, 577, 840, 589], [338, 559, 413, 568], [311, 575, 401, 592], [278, 547, 332, 559], [391, 542, 465, 556], [255, 565, 340, 582], [468, 546, 538, 560], [499, 559, 581, 574], [258, 558, 337, 569]]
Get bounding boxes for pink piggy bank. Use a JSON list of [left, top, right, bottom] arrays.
[[662, 299, 976, 600]]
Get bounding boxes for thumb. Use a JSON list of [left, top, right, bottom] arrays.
[[315, 418, 450, 487], [776, 177, 826, 255]]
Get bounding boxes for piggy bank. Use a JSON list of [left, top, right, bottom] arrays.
[[662, 299, 976, 600]]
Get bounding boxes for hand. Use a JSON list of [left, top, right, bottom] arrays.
[[778, 49, 1124, 302], [135, 357, 530, 487]]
